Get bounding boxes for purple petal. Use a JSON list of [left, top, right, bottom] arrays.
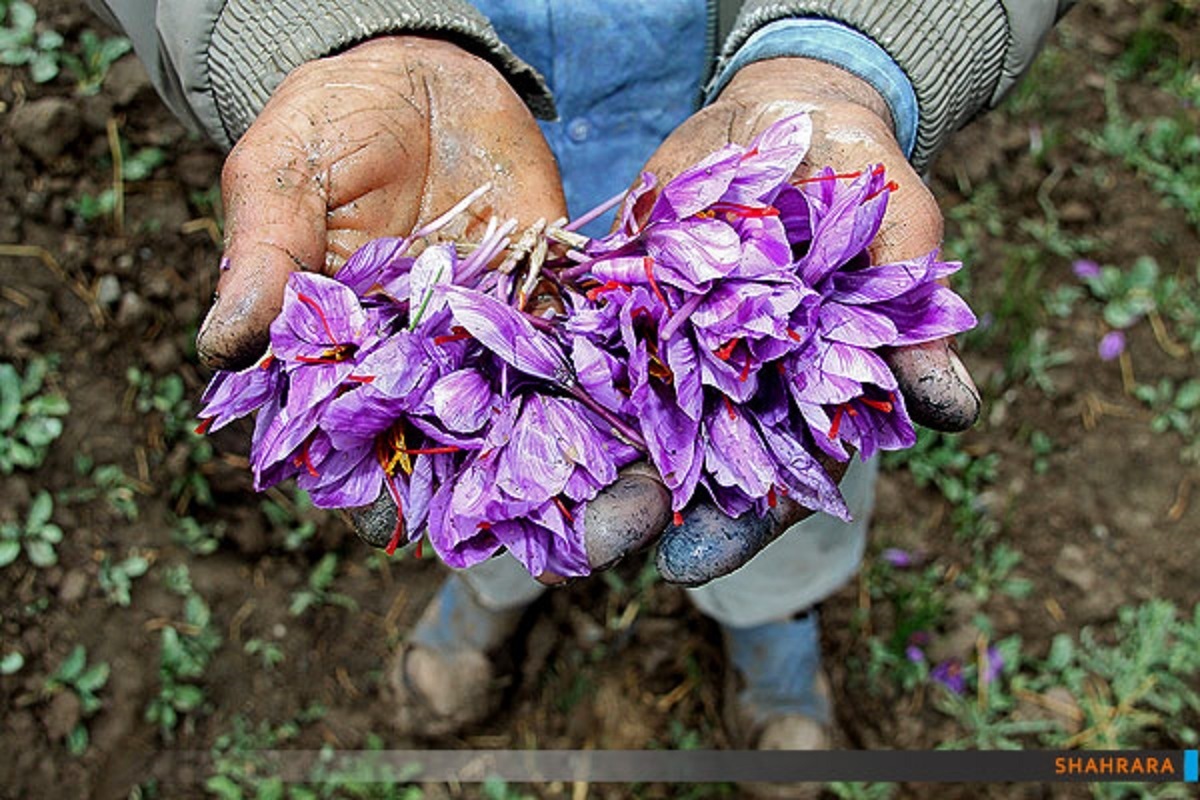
[[1072, 259, 1101, 280], [442, 286, 571, 384], [1098, 330, 1125, 361], [704, 402, 774, 497], [271, 273, 371, 362], [409, 244, 456, 326], [431, 368, 494, 433], [336, 237, 413, 296]]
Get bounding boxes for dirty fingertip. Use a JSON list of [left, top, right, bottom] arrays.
[[655, 505, 774, 587], [888, 341, 981, 433], [584, 472, 672, 571]]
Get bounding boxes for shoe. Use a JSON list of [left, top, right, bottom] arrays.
[[387, 573, 526, 737], [723, 611, 833, 799]]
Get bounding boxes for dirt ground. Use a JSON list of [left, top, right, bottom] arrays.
[[1, 1, 1197, 799]]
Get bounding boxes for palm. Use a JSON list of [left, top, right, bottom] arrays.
[[202, 36, 566, 369]]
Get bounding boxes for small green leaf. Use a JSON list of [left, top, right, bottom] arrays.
[[171, 683, 204, 711], [66, 723, 89, 755], [25, 538, 57, 567], [204, 775, 244, 800], [0, 540, 20, 567], [0, 364, 21, 430], [1176, 379, 1200, 411], [122, 555, 150, 577], [9, 2, 37, 33], [29, 51, 58, 83], [54, 645, 87, 683], [27, 491, 53, 529], [76, 662, 110, 693], [1, 651, 24, 674]]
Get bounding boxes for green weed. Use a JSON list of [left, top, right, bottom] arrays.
[[146, 582, 221, 740], [243, 638, 284, 670], [0, 490, 63, 569], [60, 29, 130, 95], [0, 0, 63, 83], [0, 357, 69, 474], [98, 550, 150, 607], [44, 644, 110, 754], [290, 554, 358, 617]]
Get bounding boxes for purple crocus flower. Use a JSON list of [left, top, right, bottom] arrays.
[[882, 547, 915, 568], [1072, 259, 1101, 280], [981, 645, 1004, 685], [905, 645, 925, 664], [1098, 330, 1125, 361], [931, 659, 966, 694]]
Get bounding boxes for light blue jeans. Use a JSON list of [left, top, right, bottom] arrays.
[[460, 458, 879, 628]]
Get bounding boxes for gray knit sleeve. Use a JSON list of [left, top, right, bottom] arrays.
[[88, 0, 555, 151], [721, 0, 1077, 171]]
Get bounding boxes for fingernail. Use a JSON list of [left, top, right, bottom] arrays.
[[584, 474, 672, 570]]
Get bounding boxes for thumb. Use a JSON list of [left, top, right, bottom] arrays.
[[871, 164, 980, 432], [197, 139, 327, 370]]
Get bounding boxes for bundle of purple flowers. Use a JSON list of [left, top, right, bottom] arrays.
[[197, 113, 975, 578]]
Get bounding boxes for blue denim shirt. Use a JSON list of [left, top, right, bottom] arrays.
[[471, 1, 917, 236]]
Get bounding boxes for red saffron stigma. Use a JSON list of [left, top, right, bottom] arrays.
[[296, 292, 340, 345], [194, 417, 214, 435], [643, 257, 672, 314], [787, 328, 803, 342], [796, 169, 863, 185], [415, 537, 424, 559], [673, 511, 684, 527], [827, 406, 845, 439], [434, 326, 472, 345], [723, 395, 737, 421], [553, 496, 574, 522], [739, 351, 753, 383], [294, 354, 338, 365], [477, 521, 492, 531], [712, 202, 780, 218], [861, 397, 893, 413], [348, 374, 375, 384], [767, 486, 777, 508], [715, 337, 740, 361], [585, 280, 630, 301], [259, 354, 275, 370], [299, 440, 319, 478], [385, 523, 404, 556], [740, 146, 759, 160], [400, 445, 461, 455]]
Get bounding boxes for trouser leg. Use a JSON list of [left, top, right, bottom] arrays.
[[686, 457, 879, 628]]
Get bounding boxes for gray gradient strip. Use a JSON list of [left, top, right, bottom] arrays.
[[181, 750, 1188, 784]]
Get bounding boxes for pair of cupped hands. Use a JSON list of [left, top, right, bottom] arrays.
[[198, 36, 979, 586]]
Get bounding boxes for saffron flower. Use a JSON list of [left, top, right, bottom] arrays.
[[931, 659, 966, 694], [1098, 330, 1125, 361], [197, 112, 977, 579]]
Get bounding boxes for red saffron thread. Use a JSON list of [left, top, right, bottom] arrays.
[[643, 257, 672, 314], [715, 337, 740, 361], [296, 292, 340, 345], [194, 417, 214, 435]]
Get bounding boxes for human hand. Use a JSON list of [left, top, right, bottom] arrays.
[[202, 36, 674, 580], [197, 35, 567, 369], [637, 58, 981, 585]]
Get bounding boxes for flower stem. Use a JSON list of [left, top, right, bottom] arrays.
[[569, 386, 646, 451]]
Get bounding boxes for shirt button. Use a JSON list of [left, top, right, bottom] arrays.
[[567, 118, 591, 142]]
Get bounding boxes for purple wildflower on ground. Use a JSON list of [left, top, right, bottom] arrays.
[[931, 659, 966, 694], [1098, 330, 1126, 361], [882, 547, 915, 568]]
